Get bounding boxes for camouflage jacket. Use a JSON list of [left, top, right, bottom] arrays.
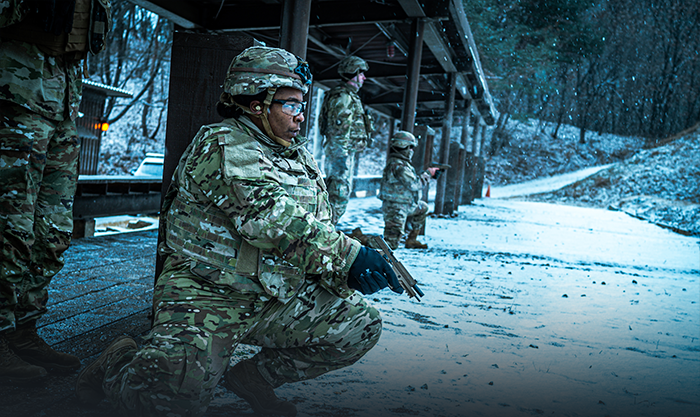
[[0, 0, 111, 121], [379, 153, 423, 204], [161, 116, 361, 303], [319, 83, 373, 152]]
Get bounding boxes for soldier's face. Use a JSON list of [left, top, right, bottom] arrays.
[[348, 72, 366, 89], [268, 87, 305, 142]]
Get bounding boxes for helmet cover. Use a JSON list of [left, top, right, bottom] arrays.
[[391, 131, 418, 148], [224, 46, 312, 96], [338, 55, 369, 78]]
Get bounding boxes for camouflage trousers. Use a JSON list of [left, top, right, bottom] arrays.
[[101, 256, 382, 417], [0, 102, 79, 333], [381, 200, 430, 250], [323, 143, 357, 224]]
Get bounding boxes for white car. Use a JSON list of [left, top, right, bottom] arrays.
[[132, 152, 164, 177]]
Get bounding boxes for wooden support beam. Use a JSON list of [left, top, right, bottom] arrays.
[[434, 72, 457, 215], [279, 0, 312, 58], [454, 100, 472, 206], [279, 0, 312, 136], [400, 18, 425, 133]]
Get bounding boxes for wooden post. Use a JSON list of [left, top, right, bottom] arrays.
[[400, 18, 425, 133], [279, 0, 311, 58], [461, 151, 475, 205], [434, 72, 457, 215], [468, 115, 482, 201], [411, 125, 434, 235], [157, 31, 256, 280], [443, 140, 463, 214], [279, 0, 312, 137], [454, 101, 472, 205]]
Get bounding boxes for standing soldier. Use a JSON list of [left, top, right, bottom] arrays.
[[319, 55, 374, 225], [0, 0, 111, 382], [75, 46, 402, 417], [379, 131, 438, 250]]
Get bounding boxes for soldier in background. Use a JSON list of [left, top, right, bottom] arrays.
[[319, 55, 374, 225], [379, 131, 438, 250], [0, 0, 111, 382], [75, 46, 402, 417]]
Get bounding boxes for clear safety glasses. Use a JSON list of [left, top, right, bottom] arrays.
[[271, 99, 306, 117]]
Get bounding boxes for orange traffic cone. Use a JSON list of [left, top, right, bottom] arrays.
[[485, 184, 491, 197]]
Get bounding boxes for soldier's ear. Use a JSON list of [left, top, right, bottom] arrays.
[[250, 101, 263, 114]]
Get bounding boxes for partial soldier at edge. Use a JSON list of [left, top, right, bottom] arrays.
[[0, 0, 111, 383]]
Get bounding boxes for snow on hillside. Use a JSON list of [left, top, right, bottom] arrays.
[[521, 130, 700, 236]]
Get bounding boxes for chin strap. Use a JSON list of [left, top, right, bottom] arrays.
[[232, 88, 292, 147], [260, 88, 292, 147]]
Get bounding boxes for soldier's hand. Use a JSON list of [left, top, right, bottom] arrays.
[[348, 246, 403, 295]]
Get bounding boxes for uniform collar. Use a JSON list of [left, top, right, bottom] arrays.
[[234, 116, 309, 155]]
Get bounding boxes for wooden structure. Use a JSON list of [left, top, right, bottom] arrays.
[[130, 0, 498, 220], [76, 79, 132, 175]]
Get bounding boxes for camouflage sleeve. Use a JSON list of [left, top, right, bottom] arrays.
[[183, 127, 361, 277], [0, 0, 26, 28]]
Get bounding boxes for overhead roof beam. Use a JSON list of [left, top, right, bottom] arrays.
[[127, 0, 203, 29]]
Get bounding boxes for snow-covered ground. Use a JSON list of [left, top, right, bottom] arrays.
[[205, 191, 699, 417], [486, 165, 612, 199]]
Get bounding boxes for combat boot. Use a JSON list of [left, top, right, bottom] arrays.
[[404, 229, 428, 249], [0, 334, 48, 383], [223, 360, 297, 416], [5, 321, 81, 372], [75, 335, 137, 406]]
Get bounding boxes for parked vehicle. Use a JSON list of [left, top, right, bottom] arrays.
[[132, 152, 164, 177]]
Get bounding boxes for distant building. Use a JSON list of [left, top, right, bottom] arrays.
[[77, 79, 132, 175]]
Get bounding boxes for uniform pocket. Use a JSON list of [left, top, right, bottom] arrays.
[[0, 149, 30, 202]]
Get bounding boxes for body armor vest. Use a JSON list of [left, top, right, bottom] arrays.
[[164, 122, 327, 303], [319, 83, 373, 142], [0, 0, 110, 57], [379, 155, 422, 204]]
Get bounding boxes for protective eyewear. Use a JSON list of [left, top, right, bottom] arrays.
[[271, 99, 306, 116]]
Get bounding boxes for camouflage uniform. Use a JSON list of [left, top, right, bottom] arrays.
[[93, 47, 381, 417], [378, 132, 430, 250], [0, 0, 110, 333], [319, 56, 373, 224]]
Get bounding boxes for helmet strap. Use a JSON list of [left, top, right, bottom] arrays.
[[259, 88, 292, 147]]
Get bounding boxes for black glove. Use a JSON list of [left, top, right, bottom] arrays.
[[348, 246, 404, 295]]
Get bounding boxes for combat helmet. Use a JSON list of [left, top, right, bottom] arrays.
[[390, 131, 418, 148], [222, 46, 312, 147], [223, 46, 312, 96], [338, 56, 369, 80]]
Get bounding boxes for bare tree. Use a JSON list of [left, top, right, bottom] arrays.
[[87, 0, 172, 134]]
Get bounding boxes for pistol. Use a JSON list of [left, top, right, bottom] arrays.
[[368, 235, 425, 301], [429, 162, 451, 170]]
